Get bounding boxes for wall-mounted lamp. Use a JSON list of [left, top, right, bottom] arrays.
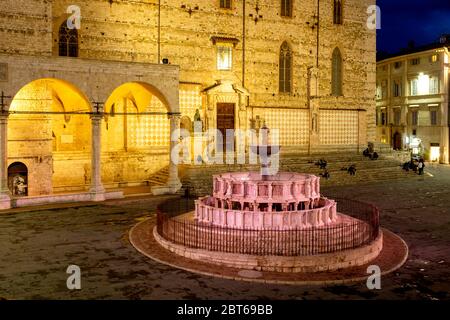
[[181, 4, 199, 16], [306, 14, 319, 30], [249, 2, 263, 24]]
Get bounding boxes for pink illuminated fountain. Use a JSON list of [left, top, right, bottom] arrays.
[[195, 172, 337, 230], [151, 125, 382, 274], [195, 125, 337, 229]]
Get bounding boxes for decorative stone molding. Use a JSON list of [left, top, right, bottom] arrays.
[[212, 172, 321, 203], [194, 172, 338, 229], [195, 197, 337, 229]]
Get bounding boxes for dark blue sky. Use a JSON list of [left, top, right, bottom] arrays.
[[377, 0, 450, 53]]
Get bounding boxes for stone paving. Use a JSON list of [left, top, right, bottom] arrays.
[[0, 165, 449, 300]]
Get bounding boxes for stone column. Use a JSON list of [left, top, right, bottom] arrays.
[[90, 108, 106, 201], [151, 113, 182, 195], [167, 114, 182, 191], [0, 114, 11, 209]]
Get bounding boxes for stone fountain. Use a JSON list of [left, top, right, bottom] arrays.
[[140, 125, 387, 275], [195, 125, 337, 229], [130, 125, 409, 281]]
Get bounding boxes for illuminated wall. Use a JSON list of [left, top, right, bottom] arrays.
[[8, 79, 91, 195], [251, 108, 309, 146], [99, 82, 173, 187], [319, 110, 359, 145]]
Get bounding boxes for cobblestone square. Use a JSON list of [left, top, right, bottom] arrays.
[[0, 166, 449, 300]]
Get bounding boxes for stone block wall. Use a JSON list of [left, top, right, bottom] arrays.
[[0, 0, 376, 146], [0, 0, 377, 195]]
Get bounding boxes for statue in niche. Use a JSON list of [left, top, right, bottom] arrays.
[[194, 109, 201, 122], [12, 175, 27, 196], [193, 108, 203, 132]]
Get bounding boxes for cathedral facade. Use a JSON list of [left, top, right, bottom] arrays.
[[0, 0, 376, 207]]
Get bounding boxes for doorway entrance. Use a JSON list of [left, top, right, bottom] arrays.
[[216, 103, 235, 153], [8, 162, 28, 197], [393, 131, 402, 150]]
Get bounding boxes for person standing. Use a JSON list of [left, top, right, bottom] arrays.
[[418, 159, 425, 175]]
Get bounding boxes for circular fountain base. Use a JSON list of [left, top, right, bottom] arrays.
[[152, 224, 383, 273], [130, 217, 408, 285], [130, 170, 404, 284]]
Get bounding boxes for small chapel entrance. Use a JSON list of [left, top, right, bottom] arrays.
[[216, 103, 235, 153], [8, 162, 28, 197]]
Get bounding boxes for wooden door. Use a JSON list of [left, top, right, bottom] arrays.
[[216, 103, 235, 152], [393, 131, 402, 150]]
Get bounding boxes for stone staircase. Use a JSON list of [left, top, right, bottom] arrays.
[[179, 151, 419, 197], [147, 166, 170, 187], [121, 166, 169, 196]]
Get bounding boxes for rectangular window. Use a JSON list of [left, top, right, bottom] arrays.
[[411, 110, 418, 126], [393, 81, 402, 97], [381, 80, 387, 99], [410, 58, 420, 66], [381, 112, 387, 125], [220, 0, 232, 9], [217, 46, 232, 70], [429, 77, 439, 94], [394, 61, 402, 69], [410, 79, 418, 96], [394, 109, 401, 125], [281, 0, 292, 17], [430, 110, 438, 125], [333, 0, 343, 24], [376, 84, 382, 99], [430, 54, 439, 63]]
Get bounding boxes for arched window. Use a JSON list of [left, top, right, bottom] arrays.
[[279, 42, 292, 93], [333, 0, 343, 25], [59, 21, 79, 57], [332, 47, 343, 96], [281, 0, 292, 17]]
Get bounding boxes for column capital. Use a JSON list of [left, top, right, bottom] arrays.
[[167, 112, 182, 120], [90, 112, 104, 120], [0, 113, 9, 121], [0, 108, 10, 120], [91, 102, 105, 120]]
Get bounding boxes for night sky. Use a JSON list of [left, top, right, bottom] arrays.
[[377, 0, 450, 54]]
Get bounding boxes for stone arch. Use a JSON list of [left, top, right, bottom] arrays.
[[101, 81, 173, 187], [104, 81, 171, 115], [8, 162, 28, 197], [103, 81, 172, 151], [10, 78, 92, 113], [8, 78, 92, 195], [180, 115, 193, 133]]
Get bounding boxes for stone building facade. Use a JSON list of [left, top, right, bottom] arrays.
[[376, 36, 450, 164], [0, 0, 376, 207]]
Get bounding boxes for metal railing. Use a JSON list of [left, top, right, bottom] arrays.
[[156, 197, 380, 256]]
